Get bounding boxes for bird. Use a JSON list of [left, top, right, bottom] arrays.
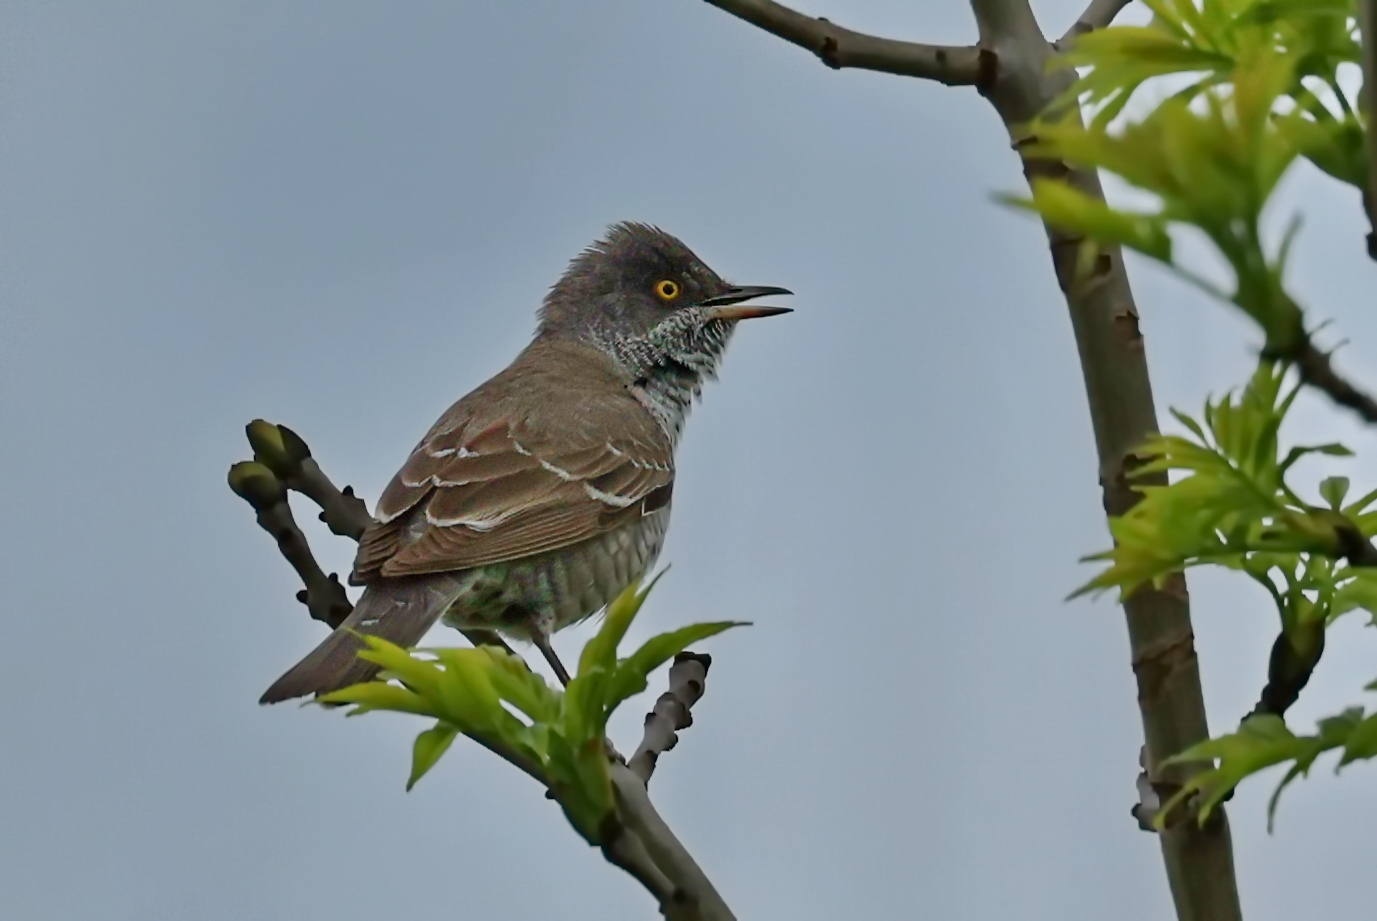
[[260, 222, 792, 703]]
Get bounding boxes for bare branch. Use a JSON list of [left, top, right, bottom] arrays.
[[965, 1, 1245, 918], [229, 463, 353, 629], [288, 457, 373, 540], [1057, 0, 1133, 50], [1249, 624, 1325, 720], [611, 763, 736, 921], [236, 425, 520, 656], [1359, 0, 1377, 259], [600, 823, 689, 920], [1295, 344, 1377, 425], [701, 0, 983, 85], [630, 653, 711, 785]]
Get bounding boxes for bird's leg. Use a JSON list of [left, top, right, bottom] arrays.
[[531, 630, 573, 687], [458, 627, 517, 658]]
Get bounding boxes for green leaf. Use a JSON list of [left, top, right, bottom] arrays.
[[544, 730, 612, 843], [426, 647, 506, 734], [1276, 111, 1368, 190], [1005, 180, 1173, 262], [1170, 407, 1207, 443], [604, 621, 747, 714], [407, 724, 458, 791], [1333, 570, 1377, 624], [1338, 712, 1377, 766], [577, 569, 667, 679], [1342, 486, 1377, 516], [563, 665, 612, 746], [353, 636, 446, 700], [1158, 714, 1309, 826], [476, 645, 561, 724], [317, 681, 435, 717], [1319, 476, 1350, 510], [1265, 707, 1364, 830]]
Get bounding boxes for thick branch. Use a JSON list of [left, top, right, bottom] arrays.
[[611, 764, 735, 921], [1360, 0, 1377, 259], [630, 653, 711, 784], [700, 0, 983, 85], [1058, 0, 1133, 49], [600, 820, 685, 917], [702, 0, 1241, 914], [968, 2, 1242, 919]]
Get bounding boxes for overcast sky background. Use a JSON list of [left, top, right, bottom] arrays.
[[3, 2, 1375, 919]]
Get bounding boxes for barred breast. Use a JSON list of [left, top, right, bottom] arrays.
[[440, 507, 671, 641]]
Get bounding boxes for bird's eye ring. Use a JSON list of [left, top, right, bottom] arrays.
[[654, 279, 681, 301]]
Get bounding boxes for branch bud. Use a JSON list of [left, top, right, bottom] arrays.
[[246, 419, 311, 478], [227, 460, 287, 510]]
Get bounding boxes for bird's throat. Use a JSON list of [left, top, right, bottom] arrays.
[[609, 313, 735, 445]]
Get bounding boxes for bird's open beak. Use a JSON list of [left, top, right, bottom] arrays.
[[699, 285, 793, 321]]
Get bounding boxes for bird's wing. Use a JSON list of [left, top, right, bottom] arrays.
[[352, 342, 674, 581]]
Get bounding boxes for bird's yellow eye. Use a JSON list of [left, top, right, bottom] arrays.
[[654, 279, 681, 301]]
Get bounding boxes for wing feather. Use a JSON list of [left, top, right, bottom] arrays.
[[351, 340, 674, 583]]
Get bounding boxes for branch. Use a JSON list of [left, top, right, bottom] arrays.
[[1057, 0, 1133, 50], [1250, 623, 1325, 720], [611, 764, 736, 921], [700, 0, 984, 85], [1294, 343, 1377, 425], [228, 462, 353, 629], [966, 2, 1244, 919], [630, 653, 712, 784], [1360, 0, 1377, 259], [246, 421, 373, 539], [600, 822, 685, 918], [236, 422, 518, 655]]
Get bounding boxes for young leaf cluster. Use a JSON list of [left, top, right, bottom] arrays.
[[1076, 359, 1377, 819], [1077, 361, 1377, 628], [1158, 688, 1377, 831], [319, 576, 745, 842], [1007, 0, 1365, 355], [1004, 0, 1377, 823]]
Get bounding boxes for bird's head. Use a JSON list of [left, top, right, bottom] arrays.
[[537, 222, 791, 381]]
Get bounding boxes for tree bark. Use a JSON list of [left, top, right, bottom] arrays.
[[698, 1, 1244, 918]]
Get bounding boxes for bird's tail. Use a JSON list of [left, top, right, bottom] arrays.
[[259, 575, 467, 704]]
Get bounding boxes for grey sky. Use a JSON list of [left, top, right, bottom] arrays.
[[3, 1, 1374, 918]]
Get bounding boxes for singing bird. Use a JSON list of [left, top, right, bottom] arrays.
[[261, 222, 791, 703]]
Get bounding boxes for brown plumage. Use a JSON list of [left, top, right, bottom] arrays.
[[260, 341, 674, 703], [357, 338, 675, 579], [260, 222, 790, 704]]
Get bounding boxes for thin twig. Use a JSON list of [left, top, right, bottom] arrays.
[[229, 464, 353, 629], [290, 457, 374, 540], [700, 0, 983, 85], [1057, 0, 1133, 50], [242, 424, 521, 657], [630, 653, 711, 785]]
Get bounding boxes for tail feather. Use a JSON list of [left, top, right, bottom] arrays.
[[260, 576, 465, 704]]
